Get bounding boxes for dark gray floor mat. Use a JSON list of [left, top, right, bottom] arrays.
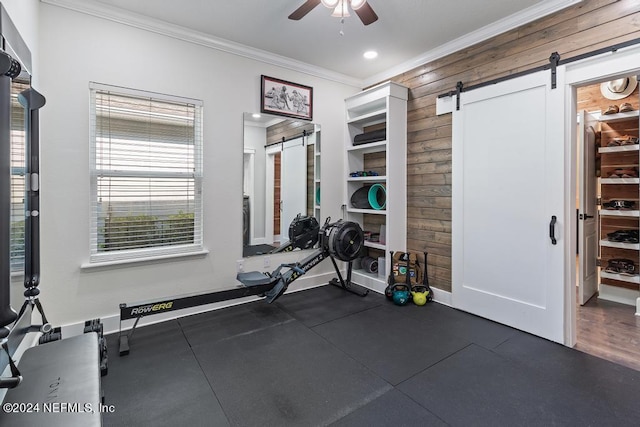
[[178, 300, 293, 346], [313, 304, 472, 385], [399, 344, 625, 427], [190, 319, 391, 427], [276, 284, 384, 327], [102, 321, 229, 426], [330, 389, 447, 426]]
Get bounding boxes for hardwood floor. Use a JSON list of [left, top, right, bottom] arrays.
[[576, 296, 640, 371]]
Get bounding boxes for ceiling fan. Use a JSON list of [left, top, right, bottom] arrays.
[[289, 0, 379, 26]]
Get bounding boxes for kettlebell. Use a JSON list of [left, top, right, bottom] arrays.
[[384, 284, 394, 300], [392, 287, 410, 306], [411, 289, 428, 306]]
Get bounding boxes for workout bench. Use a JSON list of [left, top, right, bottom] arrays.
[[0, 305, 104, 426]]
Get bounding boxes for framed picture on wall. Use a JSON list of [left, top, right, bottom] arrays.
[[261, 75, 313, 121]]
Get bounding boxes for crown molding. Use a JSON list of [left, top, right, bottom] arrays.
[[361, 0, 583, 87], [40, 0, 363, 88], [42, 0, 582, 91]]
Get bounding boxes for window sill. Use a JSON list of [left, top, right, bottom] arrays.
[[80, 249, 209, 270]]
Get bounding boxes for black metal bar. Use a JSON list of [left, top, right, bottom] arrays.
[[561, 35, 640, 67], [265, 129, 314, 147], [438, 36, 640, 100], [119, 283, 278, 321], [18, 88, 45, 293]]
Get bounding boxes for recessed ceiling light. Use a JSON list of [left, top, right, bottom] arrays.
[[252, 113, 261, 119], [363, 50, 378, 59]]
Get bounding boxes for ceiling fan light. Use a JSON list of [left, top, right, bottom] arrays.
[[321, 0, 340, 8], [331, 1, 350, 17], [350, 0, 366, 10]]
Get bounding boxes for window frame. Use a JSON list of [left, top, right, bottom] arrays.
[[88, 82, 204, 265]]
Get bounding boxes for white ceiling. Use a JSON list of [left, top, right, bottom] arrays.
[[76, 0, 580, 85]]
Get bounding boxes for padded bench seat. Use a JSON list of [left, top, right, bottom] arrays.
[[0, 333, 102, 427]]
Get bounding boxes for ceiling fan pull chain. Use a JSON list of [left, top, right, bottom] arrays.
[[340, 17, 345, 36]]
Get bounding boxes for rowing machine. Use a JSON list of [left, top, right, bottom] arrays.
[[118, 217, 367, 356]]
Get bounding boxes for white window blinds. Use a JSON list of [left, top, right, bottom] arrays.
[[89, 83, 203, 263]]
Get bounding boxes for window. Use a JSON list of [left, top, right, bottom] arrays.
[[89, 83, 203, 264], [10, 81, 28, 273]]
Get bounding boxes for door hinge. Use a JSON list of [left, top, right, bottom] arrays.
[[596, 258, 601, 267], [596, 197, 602, 206]]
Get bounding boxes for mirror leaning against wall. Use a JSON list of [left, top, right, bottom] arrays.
[[242, 112, 321, 258]]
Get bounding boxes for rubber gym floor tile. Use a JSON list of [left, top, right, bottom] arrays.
[[103, 331, 229, 427], [178, 300, 294, 347], [329, 389, 447, 427], [398, 302, 523, 350], [398, 344, 624, 427], [494, 332, 640, 422], [191, 319, 392, 427], [275, 284, 384, 327], [313, 304, 472, 385]]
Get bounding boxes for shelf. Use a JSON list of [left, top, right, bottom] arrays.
[[347, 175, 386, 182], [599, 144, 639, 153], [347, 208, 387, 215], [347, 108, 386, 126], [600, 271, 640, 284], [600, 239, 640, 250], [601, 178, 640, 184], [347, 140, 387, 154], [364, 241, 385, 250], [344, 82, 407, 283], [599, 210, 640, 217], [351, 269, 386, 293], [598, 110, 639, 123]]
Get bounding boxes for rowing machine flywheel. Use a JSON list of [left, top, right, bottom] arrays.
[[327, 220, 364, 262]]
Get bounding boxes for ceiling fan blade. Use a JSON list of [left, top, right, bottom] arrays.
[[288, 0, 322, 20], [354, 2, 378, 25]]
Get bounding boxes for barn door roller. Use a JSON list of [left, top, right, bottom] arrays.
[[549, 52, 560, 89]]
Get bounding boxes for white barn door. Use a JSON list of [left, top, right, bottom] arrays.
[[451, 70, 566, 343], [281, 137, 307, 237]]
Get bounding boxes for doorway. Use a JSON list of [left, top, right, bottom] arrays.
[[574, 73, 640, 371]]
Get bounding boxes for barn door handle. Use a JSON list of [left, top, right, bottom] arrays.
[[549, 215, 557, 245]]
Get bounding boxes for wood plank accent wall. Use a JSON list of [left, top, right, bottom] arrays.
[[378, 0, 640, 292]]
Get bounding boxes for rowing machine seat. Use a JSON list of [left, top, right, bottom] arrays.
[[236, 271, 278, 287]]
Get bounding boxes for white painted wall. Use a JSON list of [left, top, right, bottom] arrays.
[[36, 3, 358, 326]]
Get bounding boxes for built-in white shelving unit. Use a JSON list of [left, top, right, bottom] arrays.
[[343, 81, 408, 293]]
